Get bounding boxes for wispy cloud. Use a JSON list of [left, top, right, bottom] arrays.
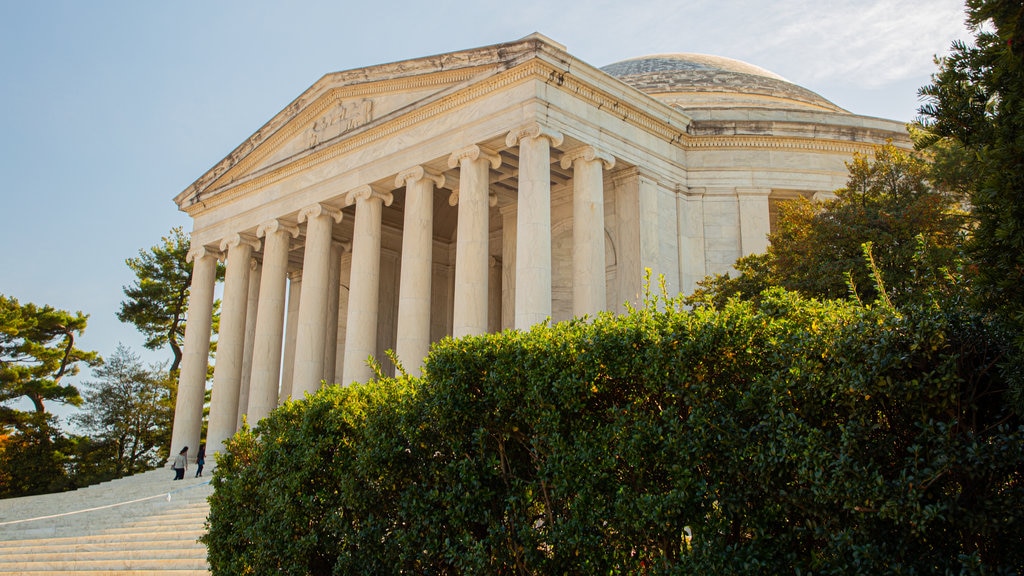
[[529, 0, 970, 88]]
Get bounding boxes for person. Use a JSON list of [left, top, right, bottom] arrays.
[[195, 444, 206, 478], [172, 446, 188, 480]]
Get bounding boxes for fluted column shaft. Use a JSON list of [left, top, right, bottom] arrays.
[[343, 185, 393, 385], [236, 260, 261, 428], [562, 145, 615, 318], [292, 203, 343, 398], [168, 245, 218, 463], [449, 146, 500, 338], [246, 220, 297, 424], [323, 242, 344, 383], [395, 167, 443, 376], [507, 123, 563, 329], [207, 235, 259, 453], [280, 273, 300, 402]]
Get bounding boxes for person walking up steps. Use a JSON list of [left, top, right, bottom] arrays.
[[195, 444, 206, 478], [172, 446, 188, 480]]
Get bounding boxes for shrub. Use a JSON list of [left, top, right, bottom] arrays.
[[205, 289, 1023, 574]]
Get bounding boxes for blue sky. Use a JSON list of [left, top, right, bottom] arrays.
[[0, 0, 970, 424]]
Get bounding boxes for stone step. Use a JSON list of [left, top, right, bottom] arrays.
[[0, 468, 213, 575], [0, 538, 206, 555], [0, 547, 207, 562], [0, 558, 209, 572], [0, 531, 207, 549], [0, 565, 209, 569]]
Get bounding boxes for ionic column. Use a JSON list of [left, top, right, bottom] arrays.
[[292, 203, 344, 398], [207, 234, 260, 453], [395, 166, 444, 376], [246, 219, 298, 425], [342, 185, 393, 385], [168, 244, 219, 464], [280, 272, 300, 402], [322, 241, 345, 383], [561, 145, 615, 318], [236, 258, 261, 428], [506, 122, 563, 329], [448, 146, 501, 338]]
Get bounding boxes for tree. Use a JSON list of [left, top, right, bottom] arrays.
[[0, 294, 100, 426], [687, 144, 967, 308], [918, 0, 1024, 412], [72, 344, 174, 477], [118, 227, 222, 375]]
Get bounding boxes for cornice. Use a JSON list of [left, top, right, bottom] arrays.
[[183, 65, 492, 205], [181, 56, 893, 217], [684, 135, 883, 155], [183, 60, 614, 215]]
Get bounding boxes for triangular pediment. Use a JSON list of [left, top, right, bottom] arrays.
[[176, 35, 563, 209]]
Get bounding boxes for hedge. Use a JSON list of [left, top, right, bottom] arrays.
[[203, 289, 1023, 574]]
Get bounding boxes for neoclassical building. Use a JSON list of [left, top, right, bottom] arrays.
[[169, 34, 908, 457]]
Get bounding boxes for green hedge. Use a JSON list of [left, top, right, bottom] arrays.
[[203, 289, 1023, 574]]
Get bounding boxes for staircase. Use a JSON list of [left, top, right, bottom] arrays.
[[0, 467, 212, 575]]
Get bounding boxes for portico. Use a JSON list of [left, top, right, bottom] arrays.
[[169, 34, 908, 458]]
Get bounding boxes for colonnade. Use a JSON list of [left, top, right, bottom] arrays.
[[169, 123, 616, 459]]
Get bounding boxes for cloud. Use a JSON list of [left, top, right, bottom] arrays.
[[526, 0, 971, 88]]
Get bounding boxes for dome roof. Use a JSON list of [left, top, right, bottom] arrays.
[[601, 54, 844, 113]]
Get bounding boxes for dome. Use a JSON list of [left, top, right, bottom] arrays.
[[601, 54, 844, 113]]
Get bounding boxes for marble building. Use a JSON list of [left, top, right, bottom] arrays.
[[169, 34, 909, 458]]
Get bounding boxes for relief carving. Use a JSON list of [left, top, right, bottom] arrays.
[[305, 98, 374, 149]]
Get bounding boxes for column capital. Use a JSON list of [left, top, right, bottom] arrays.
[[448, 189, 498, 207], [345, 184, 393, 207], [186, 245, 222, 263], [396, 165, 445, 189], [505, 122, 563, 148], [256, 219, 299, 239], [447, 144, 501, 170], [219, 233, 261, 253], [298, 203, 344, 224], [287, 269, 303, 282], [559, 144, 616, 171]]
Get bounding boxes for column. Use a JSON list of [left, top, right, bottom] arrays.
[[168, 245, 219, 464], [246, 219, 298, 425], [292, 203, 344, 398], [322, 242, 344, 383], [500, 205, 517, 331], [561, 145, 615, 318], [280, 272, 300, 402], [236, 259, 261, 428], [207, 234, 260, 453], [342, 185, 393, 385], [506, 122, 563, 329], [448, 145, 501, 338], [395, 166, 444, 376]]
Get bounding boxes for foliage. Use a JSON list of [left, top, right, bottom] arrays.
[[206, 289, 1023, 574], [687, 144, 967, 309], [0, 413, 76, 498], [118, 227, 223, 375], [0, 293, 100, 426], [72, 344, 174, 478], [918, 0, 1024, 329]]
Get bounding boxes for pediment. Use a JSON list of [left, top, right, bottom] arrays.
[[176, 35, 563, 210]]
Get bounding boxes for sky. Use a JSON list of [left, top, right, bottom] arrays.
[[0, 0, 972, 426]]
